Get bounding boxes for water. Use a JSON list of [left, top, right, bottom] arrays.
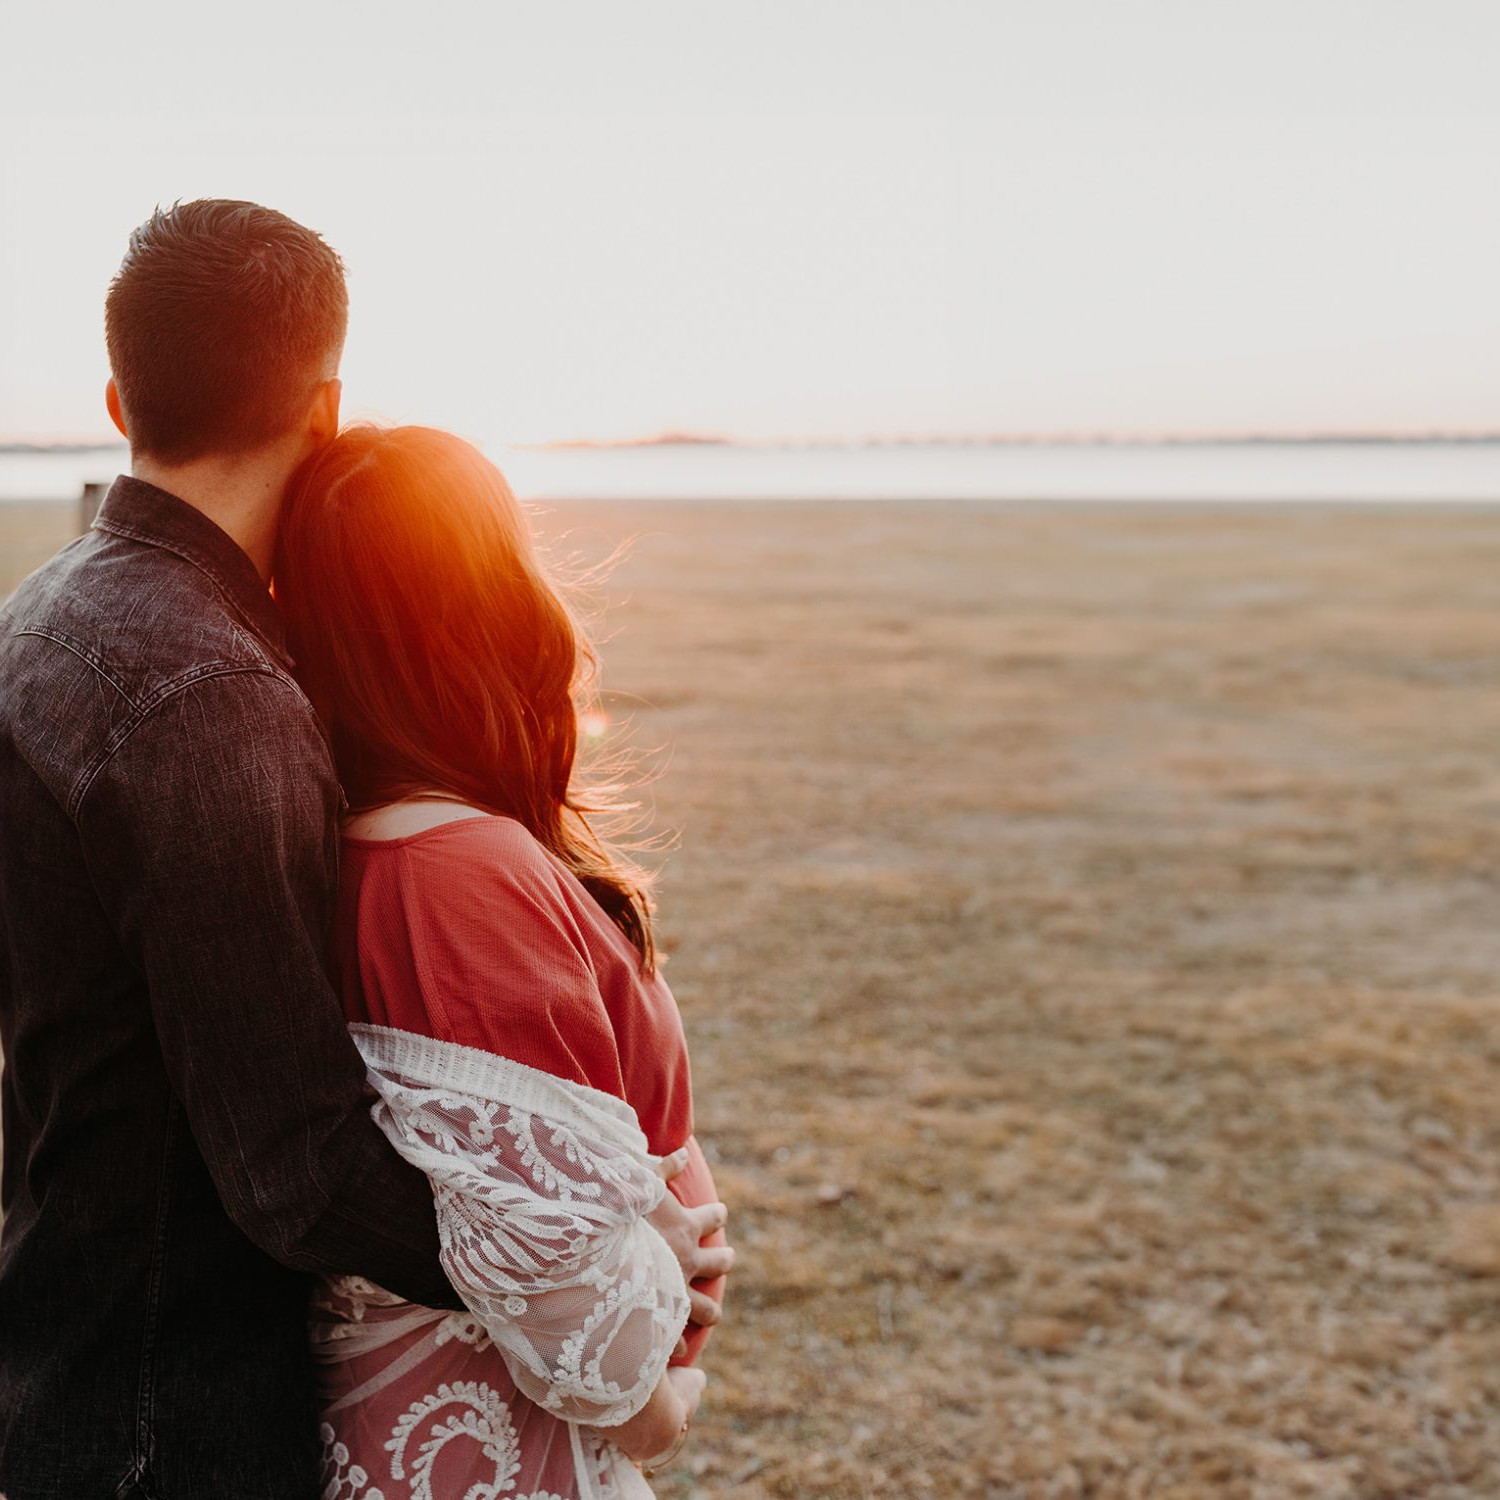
[[4, 440, 1500, 505]]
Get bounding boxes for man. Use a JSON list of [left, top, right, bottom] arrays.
[[0, 200, 728, 1498]]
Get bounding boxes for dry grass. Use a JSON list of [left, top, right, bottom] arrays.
[[6, 497, 1500, 1498], [536, 499, 1500, 1500]]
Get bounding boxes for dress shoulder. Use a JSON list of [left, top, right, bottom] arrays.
[[346, 815, 624, 1093]]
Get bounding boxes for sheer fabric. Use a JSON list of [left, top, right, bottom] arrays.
[[312, 1024, 690, 1500]]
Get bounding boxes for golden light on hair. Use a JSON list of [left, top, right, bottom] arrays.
[[274, 423, 657, 968]]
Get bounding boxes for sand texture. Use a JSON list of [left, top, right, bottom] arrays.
[[4, 498, 1500, 1497]]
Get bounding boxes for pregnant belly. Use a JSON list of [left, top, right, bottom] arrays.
[[667, 1135, 726, 1367]]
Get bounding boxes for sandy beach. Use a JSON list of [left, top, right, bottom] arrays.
[[4, 497, 1500, 1498]]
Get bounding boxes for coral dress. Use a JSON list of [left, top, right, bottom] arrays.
[[310, 815, 724, 1500]]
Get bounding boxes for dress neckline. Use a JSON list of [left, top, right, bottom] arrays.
[[341, 815, 510, 851]]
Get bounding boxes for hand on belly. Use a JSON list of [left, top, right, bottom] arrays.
[[654, 1136, 732, 1365]]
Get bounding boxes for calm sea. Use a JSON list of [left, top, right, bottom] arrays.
[[4, 441, 1500, 505]]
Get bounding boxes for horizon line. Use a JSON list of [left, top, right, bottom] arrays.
[[5, 426, 1500, 455]]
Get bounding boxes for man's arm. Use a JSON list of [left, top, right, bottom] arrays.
[[78, 667, 460, 1307]]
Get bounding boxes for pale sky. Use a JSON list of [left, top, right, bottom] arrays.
[[2, 1, 1498, 445]]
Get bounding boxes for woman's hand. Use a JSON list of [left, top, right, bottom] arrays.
[[606, 1156, 713, 1463], [650, 1148, 734, 1341], [608, 1365, 707, 1463]]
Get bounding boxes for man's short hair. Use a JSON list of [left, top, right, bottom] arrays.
[[105, 200, 348, 465]]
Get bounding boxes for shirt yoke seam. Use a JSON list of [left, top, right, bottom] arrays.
[[69, 663, 302, 823], [10, 626, 145, 714], [11, 619, 280, 706]]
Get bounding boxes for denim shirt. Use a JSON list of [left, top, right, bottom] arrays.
[[0, 477, 460, 1500]]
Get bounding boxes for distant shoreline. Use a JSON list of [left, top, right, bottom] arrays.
[[5, 433, 1500, 457], [9, 440, 1500, 505]]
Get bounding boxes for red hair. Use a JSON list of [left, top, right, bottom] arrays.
[[274, 424, 656, 967]]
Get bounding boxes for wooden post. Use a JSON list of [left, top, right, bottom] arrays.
[[80, 481, 108, 532]]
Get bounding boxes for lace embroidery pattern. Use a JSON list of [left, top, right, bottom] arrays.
[[311, 1025, 686, 1498], [386, 1381, 520, 1499], [348, 1024, 691, 1430], [321, 1411, 590, 1500], [321, 1422, 387, 1500]]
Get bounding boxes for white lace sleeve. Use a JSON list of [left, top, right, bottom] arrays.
[[349, 1023, 691, 1429]]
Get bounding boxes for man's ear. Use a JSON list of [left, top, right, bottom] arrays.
[[308, 377, 342, 446], [105, 378, 128, 439]]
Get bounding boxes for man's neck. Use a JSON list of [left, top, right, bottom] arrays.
[[130, 445, 303, 581]]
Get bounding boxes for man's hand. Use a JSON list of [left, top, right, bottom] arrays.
[[651, 1148, 733, 1350]]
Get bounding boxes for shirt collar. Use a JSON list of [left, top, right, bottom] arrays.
[[92, 474, 294, 670]]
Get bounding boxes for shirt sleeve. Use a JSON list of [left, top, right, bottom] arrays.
[[77, 668, 460, 1308], [358, 1032, 690, 1427]]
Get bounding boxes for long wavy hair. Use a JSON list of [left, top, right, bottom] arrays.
[[274, 424, 656, 969]]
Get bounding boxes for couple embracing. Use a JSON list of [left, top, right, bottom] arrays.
[[0, 200, 733, 1499]]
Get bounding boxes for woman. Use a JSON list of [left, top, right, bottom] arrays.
[[274, 426, 730, 1499]]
